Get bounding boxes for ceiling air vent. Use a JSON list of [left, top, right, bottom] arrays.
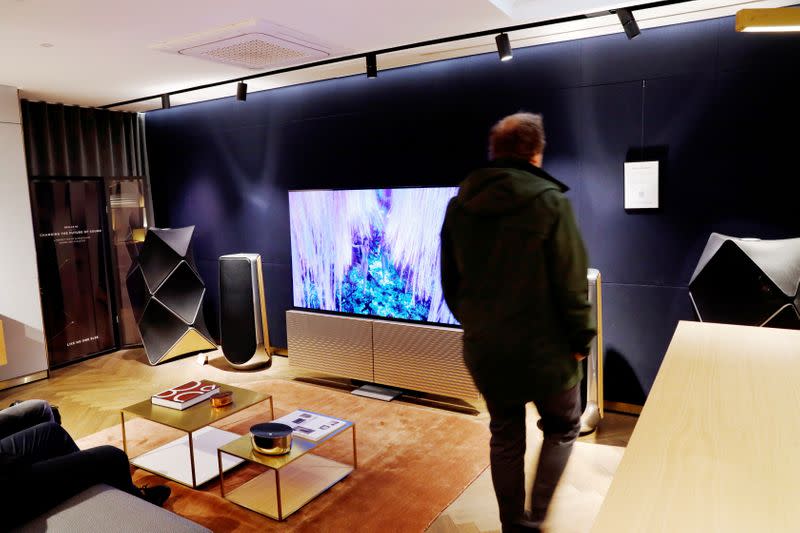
[[152, 19, 345, 70]]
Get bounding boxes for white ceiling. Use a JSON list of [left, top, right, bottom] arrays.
[[0, 0, 793, 112]]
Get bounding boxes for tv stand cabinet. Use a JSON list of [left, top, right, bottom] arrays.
[[286, 310, 479, 399], [286, 269, 604, 434]]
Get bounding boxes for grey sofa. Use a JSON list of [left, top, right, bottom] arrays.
[[12, 483, 211, 533]]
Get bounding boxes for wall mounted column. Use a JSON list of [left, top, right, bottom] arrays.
[[0, 85, 48, 389]]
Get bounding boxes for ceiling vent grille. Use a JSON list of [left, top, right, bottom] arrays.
[[152, 19, 345, 70]]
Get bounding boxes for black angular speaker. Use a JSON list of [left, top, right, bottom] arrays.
[[219, 254, 271, 369], [126, 227, 216, 365], [689, 233, 800, 330]]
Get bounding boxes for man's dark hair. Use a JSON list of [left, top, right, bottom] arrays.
[[488, 112, 546, 161]]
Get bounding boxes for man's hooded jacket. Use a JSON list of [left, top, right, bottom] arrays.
[[441, 158, 596, 402]]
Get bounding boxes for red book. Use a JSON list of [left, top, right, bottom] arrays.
[[151, 380, 219, 410]]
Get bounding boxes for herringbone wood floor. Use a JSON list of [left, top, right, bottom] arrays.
[[0, 348, 637, 532]]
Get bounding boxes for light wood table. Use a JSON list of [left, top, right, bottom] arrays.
[[592, 321, 800, 533]]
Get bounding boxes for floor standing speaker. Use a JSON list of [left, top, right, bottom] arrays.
[[126, 226, 216, 365], [219, 254, 272, 369], [581, 268, 604, 434], [690, 233, 800, 329]]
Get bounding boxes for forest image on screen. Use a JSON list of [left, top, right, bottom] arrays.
[[289, 187, 459, 325]]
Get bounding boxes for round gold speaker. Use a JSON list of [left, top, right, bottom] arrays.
[[250, 423, 293, 455]]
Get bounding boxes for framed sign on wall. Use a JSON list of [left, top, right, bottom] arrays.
[[624, 161, 660, 210]]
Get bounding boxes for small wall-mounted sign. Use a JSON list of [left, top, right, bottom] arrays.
[[624, 161, 659, 209]]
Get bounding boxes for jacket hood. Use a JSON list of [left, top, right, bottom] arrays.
[[455, 158, 570, 216]]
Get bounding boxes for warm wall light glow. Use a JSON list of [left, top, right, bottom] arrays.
[[736, 8, 800, 32]]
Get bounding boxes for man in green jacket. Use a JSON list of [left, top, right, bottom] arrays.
[[441, 112, 596, 533]]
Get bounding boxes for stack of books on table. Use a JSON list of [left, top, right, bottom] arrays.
[[151, 380, 219, 410]]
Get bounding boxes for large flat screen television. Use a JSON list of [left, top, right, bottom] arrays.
[[289, 187, 459, 325]]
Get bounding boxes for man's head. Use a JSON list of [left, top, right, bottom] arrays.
[[488, 112, 546, 167]]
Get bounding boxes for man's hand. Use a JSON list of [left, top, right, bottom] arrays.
[[573, 353, 587, 361]]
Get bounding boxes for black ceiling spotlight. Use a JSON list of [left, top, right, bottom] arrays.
[[366, 52, 378, 78], [616, 8, 641, 39], [495, 32, 513, 61], [104, 0, 702, 110], [161, 94, 171, 109], [236, 81, 247, 101]]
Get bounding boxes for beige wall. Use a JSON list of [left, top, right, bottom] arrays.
[[0, 84, 48, 383]]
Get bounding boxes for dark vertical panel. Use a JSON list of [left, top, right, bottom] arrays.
[[711, 73, 800, 237], [20, 100, 143, 179], [578, 81, 643, 283], [579, 18, 718, 86], [602, 284, 695, 402]]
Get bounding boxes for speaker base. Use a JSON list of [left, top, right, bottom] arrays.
[[351, 384, 402, 402], [225, 346, 271, 370], [580, 401, 602, 435]]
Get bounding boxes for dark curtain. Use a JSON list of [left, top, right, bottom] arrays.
[[20, 100, 145, 178]]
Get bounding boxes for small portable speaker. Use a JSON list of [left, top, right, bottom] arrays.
[[219, 254, 272, 369]]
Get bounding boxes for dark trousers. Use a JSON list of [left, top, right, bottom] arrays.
[[0, 399, 55, 439], [0, 402, 140, 528], [485, 384, 582, 531]]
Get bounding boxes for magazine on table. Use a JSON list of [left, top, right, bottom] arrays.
[[271, 410, 347, 441], [151, 380, 219, 410]]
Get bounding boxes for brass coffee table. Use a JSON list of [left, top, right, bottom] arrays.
[[218, 414, 356, 520], [120, 381, 273, 488]]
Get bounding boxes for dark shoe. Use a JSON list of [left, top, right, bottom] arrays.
[[502, 524, 541, 533], [139, 485, 171, 507]]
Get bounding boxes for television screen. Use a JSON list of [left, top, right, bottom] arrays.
[[289, 187, 460, 325]]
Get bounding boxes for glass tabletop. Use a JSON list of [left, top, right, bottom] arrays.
[[122, 381, 270, 433], [219, 418, 354, 470]]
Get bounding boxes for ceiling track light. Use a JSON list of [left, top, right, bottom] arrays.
[[236, 81, 248, 101], [366, 53, 378, 79], [104, 0, 702, 109], [736, 8, 800, 33], [161, 94, 171, 109], [616, 8, 641, 40], [495, 32, 513, 61]]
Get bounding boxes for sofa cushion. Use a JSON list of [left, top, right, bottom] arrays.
[[12, 484, 211, 533]]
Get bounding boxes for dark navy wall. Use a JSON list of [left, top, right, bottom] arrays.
[[146, 15, 800, 404]]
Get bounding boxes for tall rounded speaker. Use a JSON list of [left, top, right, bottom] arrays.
[[219, 254, 272, 369]]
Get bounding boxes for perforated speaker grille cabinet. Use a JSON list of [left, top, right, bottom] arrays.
[[219, 254, 271, 369], [689, 233, 800, 330], [125, 227, 215, 365], [373, 320, 478, 399], [286, 268, 604, 426]]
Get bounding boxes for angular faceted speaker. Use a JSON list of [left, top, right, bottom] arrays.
[[126, 227, 215, 364], [219, 254, 271, 369], [689, 233, 800, 329]]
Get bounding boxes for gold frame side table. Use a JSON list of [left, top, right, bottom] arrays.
[[218, 415, 356, 520], [120, 381, 273, 488]]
